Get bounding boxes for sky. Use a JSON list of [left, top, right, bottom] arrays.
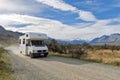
[[0, 0, 120, 40]]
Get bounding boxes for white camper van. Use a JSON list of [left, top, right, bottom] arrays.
[[19, 32, 48, 58]]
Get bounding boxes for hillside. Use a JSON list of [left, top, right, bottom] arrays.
[[90, 33, 120, 44], [0, 25, 22, 46]]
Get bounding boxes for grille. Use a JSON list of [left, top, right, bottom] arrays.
[[43, 50, 46, 52], [37, 50, 42, 53]]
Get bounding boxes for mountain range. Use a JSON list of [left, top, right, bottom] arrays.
[[90, 34, 120, 44], [57, 33, 120, 44], [0, 25, 120, 45]]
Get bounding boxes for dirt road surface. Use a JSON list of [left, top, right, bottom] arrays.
[[6, 46, 120, 80]]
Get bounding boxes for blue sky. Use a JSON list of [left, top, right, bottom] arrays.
[[0, 0, 120, 40]]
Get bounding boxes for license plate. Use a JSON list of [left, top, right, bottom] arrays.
[[41, 54, 44, 56]]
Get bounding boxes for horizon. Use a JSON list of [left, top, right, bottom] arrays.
[[0, 0, 120, 40]]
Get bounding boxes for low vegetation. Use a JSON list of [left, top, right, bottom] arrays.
[[81, 50, 120, 66], [48, 39, 120, 66], [0, 47, 14, 80]]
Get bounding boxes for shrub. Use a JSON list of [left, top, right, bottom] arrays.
[[69, 48, 86, 58], [0, 47, 5, 58]]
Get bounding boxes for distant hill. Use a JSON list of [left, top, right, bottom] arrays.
[[57, 39, 87, 44], [90, 33, 120, 44], [0, 25, 23, 46], [0, 25, 5, 30], [47, 37, 87, 44], [57, 33, 120, 44]]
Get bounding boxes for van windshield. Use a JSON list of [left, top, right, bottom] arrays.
[[31, 40, 45, 46]]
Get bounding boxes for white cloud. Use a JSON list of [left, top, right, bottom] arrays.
[[0, 0, 97, 21], [0, 14, 119, 40], [36, 0, 77, 11], [78, 10, 97, 21], [36, 0, 97, 21], [0, 14, 77, 40], [0, 0, 44, 13]]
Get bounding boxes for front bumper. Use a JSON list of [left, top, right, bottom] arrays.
[[32, 52, 48, 57]]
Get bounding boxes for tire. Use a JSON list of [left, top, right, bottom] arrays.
[[30, 53, 34, 58], [20, 51, 22, 53], [44, 53, 48, 57]]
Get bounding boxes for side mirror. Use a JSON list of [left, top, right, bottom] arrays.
[[26, 44, 28, 46]]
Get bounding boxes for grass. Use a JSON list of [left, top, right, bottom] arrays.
[[50, 50, 120, 66], [0, 47, 14, 80], [81, 50, 120, 66]]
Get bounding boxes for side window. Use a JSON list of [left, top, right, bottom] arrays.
[[19, 39, 21, 44], [23, 39, 25, 44]]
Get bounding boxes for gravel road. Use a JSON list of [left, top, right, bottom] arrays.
[[6, 46, 120, 80]]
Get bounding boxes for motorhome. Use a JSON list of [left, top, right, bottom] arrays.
[[19, 32, 48, 58]]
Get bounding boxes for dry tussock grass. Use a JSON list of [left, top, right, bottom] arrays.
[[81, 50, 120, 66]]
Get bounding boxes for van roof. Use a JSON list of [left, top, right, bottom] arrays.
[[19, 32, 48, 40]]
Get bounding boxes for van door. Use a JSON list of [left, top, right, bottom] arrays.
[[25, 39, 28, 56]]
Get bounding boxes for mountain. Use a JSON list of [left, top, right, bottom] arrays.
[[0, 25, 5, 31], [0, 25, 23, 45], [47, 37, 87, 44], [90, 33, 120, 44], [57, 33, 120, 44], [0, 26, 22, 39], [57, 39, 87, 44]]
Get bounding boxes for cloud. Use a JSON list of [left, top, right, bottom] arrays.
[[0, 14, 119, 40], [36, 0, 97, 21], [36, 0, 77, 11], [0, 14, 81, 40], [0, 0, 45, 14], [0, 0, 119, 41], [78, 10, 97, 21], [0, 0, 97, 21]]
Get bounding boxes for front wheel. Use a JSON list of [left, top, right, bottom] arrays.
[[20, 51, 22, 53], [30, 53, 34, 58], [44, 53, 48, 57]]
